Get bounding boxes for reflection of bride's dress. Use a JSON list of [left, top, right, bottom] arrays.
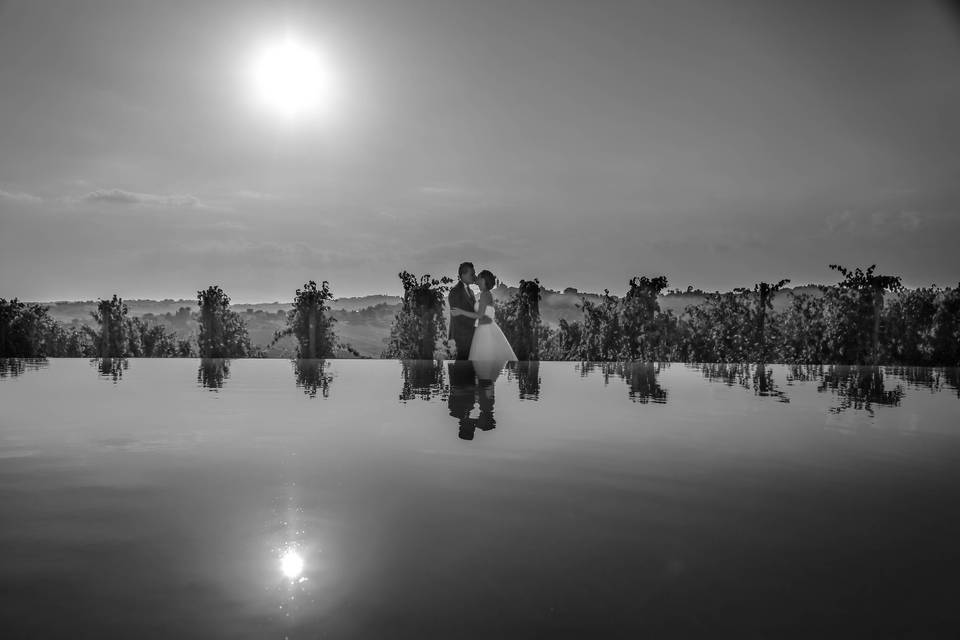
[[469, 300, 517, 380]]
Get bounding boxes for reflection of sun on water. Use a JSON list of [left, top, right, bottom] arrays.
[[280, 548, 304, 579]]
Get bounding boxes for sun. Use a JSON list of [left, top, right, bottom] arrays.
[[280, 548, 304, 579], [250, 36, 337, 119]]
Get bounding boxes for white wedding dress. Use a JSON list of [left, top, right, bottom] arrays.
[[469, 298, 517, 380]]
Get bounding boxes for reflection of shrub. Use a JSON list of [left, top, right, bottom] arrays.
[[382, 272, 454, 359], [0, 358, 50, 377], [92, 357, 129, 382], [818, 365, 905, 415], [293, 359, 333, 398], [582, 361, 669, 403], [197, 358, 230, 389], [398, 359, 445, 401], [697, 362, 788, 402], [507, 361, 541, 400]]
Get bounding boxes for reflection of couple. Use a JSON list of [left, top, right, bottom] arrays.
[[447, 361, 496, 440], [448, 261, 517, 380]]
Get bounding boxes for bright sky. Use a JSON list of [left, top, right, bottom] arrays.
[[2, 0, 959, 302]]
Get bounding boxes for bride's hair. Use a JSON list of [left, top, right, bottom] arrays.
[[477, 269, 496, 290]]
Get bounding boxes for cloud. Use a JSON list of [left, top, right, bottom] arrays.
[[825, 209, 856, 234], [419, 185, 474, 197], [415, 184, 503, 211], [78, 188, 200, 208], [825, 208, 924, 235], [898, 210, 922, 231], [0, 189, 42, 204], [234, 190, 285, 201], [198, 219, 248, 231], [151, 239, 373, 268]]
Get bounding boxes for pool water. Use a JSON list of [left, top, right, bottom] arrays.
[[1, 358, 959, 637]]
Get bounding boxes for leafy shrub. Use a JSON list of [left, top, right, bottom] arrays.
[[382, 272, 454, 359], [197, 285, 251, 357], [270, 280, 344, 358]]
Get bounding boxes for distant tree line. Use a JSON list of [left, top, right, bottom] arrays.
[[2, 264, 959, 365], [0, 279, 357, 359], [535, 264, 960, 366], [0, 294, 194, 358], [378, 263, 959, 366]]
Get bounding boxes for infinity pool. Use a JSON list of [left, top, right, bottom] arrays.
[[2, 359, 959, 637]]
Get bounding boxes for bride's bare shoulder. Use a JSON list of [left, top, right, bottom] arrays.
[[480, 290, 493, 301]]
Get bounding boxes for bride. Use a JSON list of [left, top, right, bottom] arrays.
[[469, 269, 517, 377]]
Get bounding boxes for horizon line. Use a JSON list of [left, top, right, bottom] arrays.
[[12, 278, 957, 306]]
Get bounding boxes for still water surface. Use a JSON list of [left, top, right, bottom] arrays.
[[2, 358, 960, 637]]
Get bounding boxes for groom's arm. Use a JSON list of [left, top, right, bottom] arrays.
[[448, 287, 485, 319], [448, 288, 465, 316], [475, 291, 493, 325]]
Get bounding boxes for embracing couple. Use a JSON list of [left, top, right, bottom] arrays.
[[447, 261, 518, 363]]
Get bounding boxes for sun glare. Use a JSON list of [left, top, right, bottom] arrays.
[[280, 548, 304, 579], [251, 36, 337, 119]]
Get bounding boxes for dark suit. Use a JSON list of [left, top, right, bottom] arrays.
[[448, 361, 478, 440], [448, 281, 476, 360]]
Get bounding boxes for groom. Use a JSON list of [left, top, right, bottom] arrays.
[[448, 261, 491, 359]]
